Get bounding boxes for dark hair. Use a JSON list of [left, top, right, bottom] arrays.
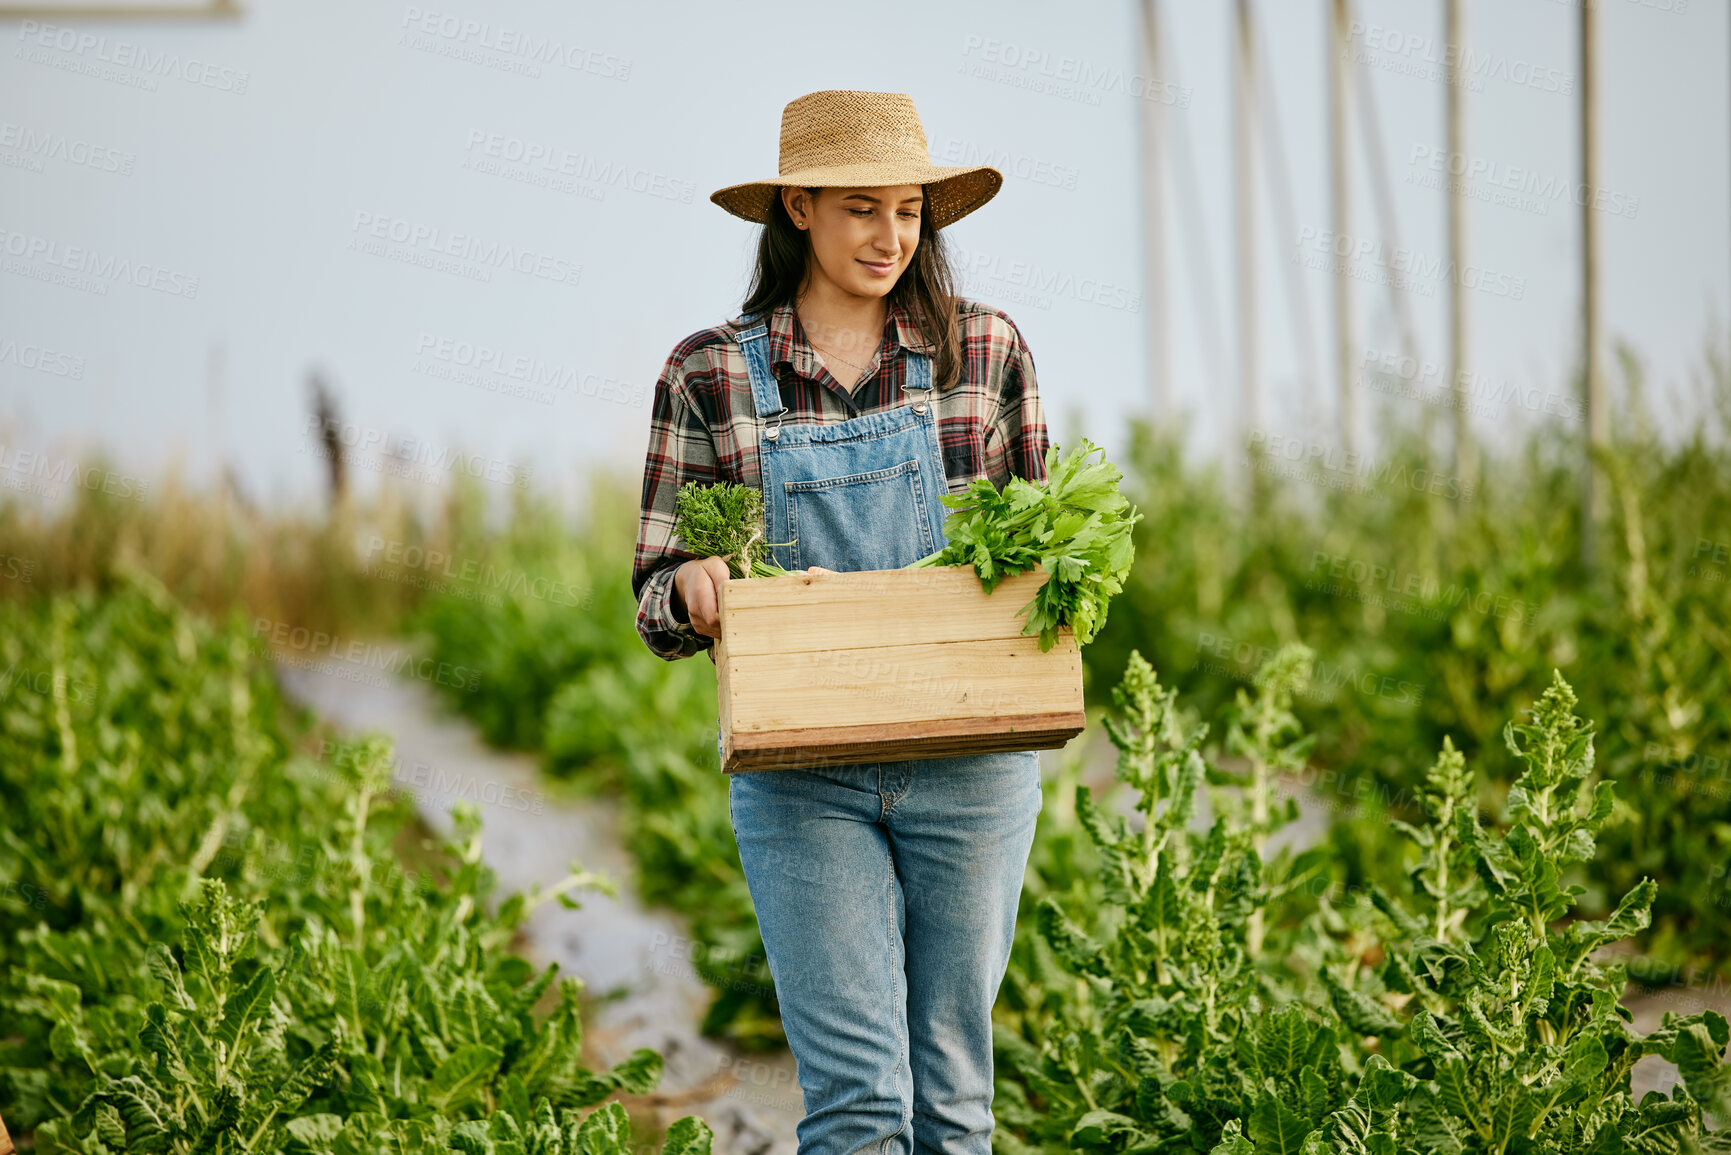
[[740, 186, 963, 390]]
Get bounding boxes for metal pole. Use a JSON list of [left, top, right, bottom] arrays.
[[1330, 0, 1355, 452], [1580, 0, 1605, 570], [1235, 0, 1260, 447], [1139, 0, 1173, 419], [1254, 14, 1322, 442], [1349, 0, 1424, 420], [1447, 0, 1474, 493]]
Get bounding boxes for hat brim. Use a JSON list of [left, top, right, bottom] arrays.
[[710, 163, 1002, 229]]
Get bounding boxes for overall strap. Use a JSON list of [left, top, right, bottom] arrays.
[[739, 311, 934, 426], [904, 347, 933, 392], [734, 316, 789, 424]]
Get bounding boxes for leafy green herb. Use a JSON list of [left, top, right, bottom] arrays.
[[672, 481, 794, 579], [908, 437, 1141, 651]]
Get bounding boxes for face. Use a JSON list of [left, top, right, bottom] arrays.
[[781, 183, 924, 300]]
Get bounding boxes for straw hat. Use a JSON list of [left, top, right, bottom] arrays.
[[710, 90, 1003, 229]]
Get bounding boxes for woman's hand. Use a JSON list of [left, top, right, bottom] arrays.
[[673, 556, 732, 638], [673, 559, 834, 639]]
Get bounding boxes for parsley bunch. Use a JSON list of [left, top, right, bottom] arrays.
[[672, 481, 794, 579], [908, 438, 1140, 651]]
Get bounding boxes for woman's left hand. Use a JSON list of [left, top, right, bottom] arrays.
[[805, 566, 835, 575]]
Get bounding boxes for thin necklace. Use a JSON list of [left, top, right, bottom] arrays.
[[797, 308, 877, 374], [811, 339, 873, 373]]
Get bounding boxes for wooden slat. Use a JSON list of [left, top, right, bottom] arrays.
[[719, 574, 1054, 656], [1, 1110, 14, 1155], [722, 712, 1087, 772], [713, 564, 1085, 771], [715, 640, 733, 767], [718, 565, 1049, 612], [724, 638, 1081, 732]]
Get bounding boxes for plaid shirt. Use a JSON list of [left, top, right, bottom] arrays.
[[632, 297, 1050, 661]]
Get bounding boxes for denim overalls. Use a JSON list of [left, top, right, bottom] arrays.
[[723, 315, 1044, 1155]]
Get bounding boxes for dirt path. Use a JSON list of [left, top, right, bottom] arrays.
[[275, 666, 802, 1155]]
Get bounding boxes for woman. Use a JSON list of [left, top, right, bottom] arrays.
[[630, 90, 1050, 1154]]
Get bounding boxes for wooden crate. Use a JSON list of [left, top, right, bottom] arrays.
[[714, 566, 1086, 773]]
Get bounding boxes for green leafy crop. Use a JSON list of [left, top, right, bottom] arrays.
[[0, 578, 714, 1153], [992, 652, 1731, 1154], [909, 437, 1142, 651], [672, 482, 793, 579], [673, 439, 1140, 650]]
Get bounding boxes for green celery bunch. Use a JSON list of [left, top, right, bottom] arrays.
[[672, 481, 794, 579], [908, 438, 1141, 651]]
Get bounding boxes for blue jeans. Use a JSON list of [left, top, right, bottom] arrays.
[[727, 751, 1043, 1154]]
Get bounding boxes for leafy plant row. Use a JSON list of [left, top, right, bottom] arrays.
[[992, 644, 1731, 1153], [412, 493, 783, 1049], [1091, 386, 1731, 974], [0, 573, 712, 1152]]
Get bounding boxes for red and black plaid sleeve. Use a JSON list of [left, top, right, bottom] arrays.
[[633, 336, 725, 661]]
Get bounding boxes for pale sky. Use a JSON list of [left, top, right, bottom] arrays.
[[1, 0, 1724, 512]]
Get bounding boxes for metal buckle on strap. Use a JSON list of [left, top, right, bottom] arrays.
[[764, 406, 788, 441]]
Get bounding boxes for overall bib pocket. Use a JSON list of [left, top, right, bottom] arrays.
[[785, 458, 935, 572]]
